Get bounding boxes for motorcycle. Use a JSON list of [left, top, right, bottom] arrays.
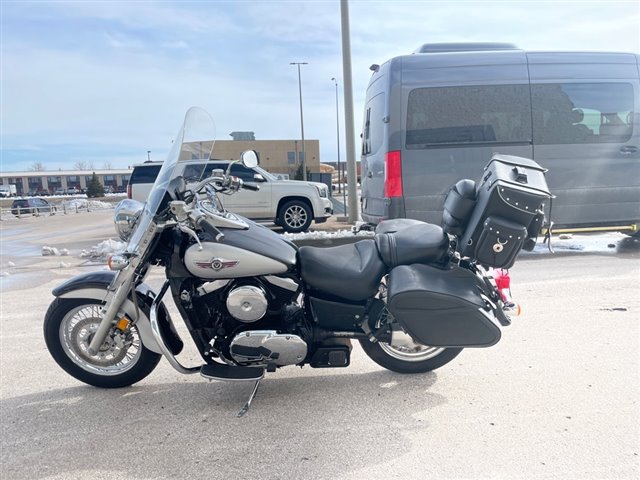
[[44, 107, 552, 416]]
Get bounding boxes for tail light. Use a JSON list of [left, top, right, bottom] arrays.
[[127, 184, 132, 199], [493, 269, 521, 316], [384, 150, 403, 198]]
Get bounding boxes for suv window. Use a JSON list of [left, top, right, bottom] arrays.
[[130, 164, 162, 183]]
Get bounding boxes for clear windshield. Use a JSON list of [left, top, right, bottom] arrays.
[[126, 107, 216, 254]]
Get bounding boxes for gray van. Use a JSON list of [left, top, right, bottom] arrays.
[[360, 43, 640, 234]]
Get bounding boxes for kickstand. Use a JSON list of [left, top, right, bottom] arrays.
[[236, 378, 262, 418]]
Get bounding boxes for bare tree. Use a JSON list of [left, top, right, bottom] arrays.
[[103, 161, 113, 170], [73, 161, 88, 170], [30, 162, 46, 171]]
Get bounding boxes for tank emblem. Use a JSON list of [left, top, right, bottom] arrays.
[[196, 258, 239, 271]]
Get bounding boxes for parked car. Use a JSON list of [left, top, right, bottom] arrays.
[[11, 198, 57, 216], [128, 159, 333, 233], [54, 187, 66, 195], [66, 187, 80, 195]]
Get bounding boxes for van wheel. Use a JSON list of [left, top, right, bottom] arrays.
[[278, 200, 312, 233]]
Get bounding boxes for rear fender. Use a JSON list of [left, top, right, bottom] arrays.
[[52, 271, 165, 354]]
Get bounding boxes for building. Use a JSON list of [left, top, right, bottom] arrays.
[[1, 137, 321, 196], [212, 139, 321, 177], [0, 169, 131, 196]]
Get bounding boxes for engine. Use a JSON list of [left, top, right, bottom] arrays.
[[226, 285, 268, 322], [188, 277, 311, 369]]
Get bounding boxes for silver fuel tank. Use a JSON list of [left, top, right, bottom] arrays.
[[184, 220, 297, 279]]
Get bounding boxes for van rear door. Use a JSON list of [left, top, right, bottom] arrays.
[[398, 51, 533, 224], [527, 52, 640, 230]]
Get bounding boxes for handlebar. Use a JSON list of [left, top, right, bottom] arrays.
[[198, 217, 225, 242], [242, 182, 260, 191]]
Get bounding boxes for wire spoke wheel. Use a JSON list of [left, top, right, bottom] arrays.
[[44, 297, 161, 388], [58, 304, 142, 376], [358, 289, 463, 373]]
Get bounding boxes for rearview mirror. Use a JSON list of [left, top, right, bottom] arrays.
[[240, 150, 259, 168]]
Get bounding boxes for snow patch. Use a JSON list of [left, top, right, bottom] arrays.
[[42, 246, 69, 256], [81, 239, 126, 260], [61, 199, 114, 211], [284, 229, 373, 241]]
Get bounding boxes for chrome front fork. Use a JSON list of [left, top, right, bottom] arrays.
[[87, 271, 134, 355]]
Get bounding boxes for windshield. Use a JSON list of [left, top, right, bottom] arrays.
[[126, 107, 216, 254]]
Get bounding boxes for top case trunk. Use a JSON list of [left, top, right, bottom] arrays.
[[459, 154, 552, 267]]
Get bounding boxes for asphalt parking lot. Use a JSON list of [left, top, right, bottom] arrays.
[[1, 210, 638, 479]]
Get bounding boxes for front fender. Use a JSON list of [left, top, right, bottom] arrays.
[[52, 271, 167, 355]]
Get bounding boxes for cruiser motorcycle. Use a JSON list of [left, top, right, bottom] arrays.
[[44, 107, 552, 415]]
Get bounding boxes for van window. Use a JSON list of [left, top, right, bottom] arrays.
[[531, 83, 634, 144], [362, 93, 385, 155], [406, 85, 532, 148]]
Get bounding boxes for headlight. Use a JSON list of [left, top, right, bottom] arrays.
[[114, 199, 144, 242], [315, 185, 328, 198]]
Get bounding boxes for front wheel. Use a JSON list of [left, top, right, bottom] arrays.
[[44, 298, 161, 388], [278, 200, 313, 233], [359, 336, 462, 374]]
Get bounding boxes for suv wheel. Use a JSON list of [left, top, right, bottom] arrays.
[[278, 200, 312, 233]]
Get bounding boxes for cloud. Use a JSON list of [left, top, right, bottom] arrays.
[[1, 0, 639, 171]]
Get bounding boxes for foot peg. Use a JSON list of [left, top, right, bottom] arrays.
[[200, 363, 265, 382]]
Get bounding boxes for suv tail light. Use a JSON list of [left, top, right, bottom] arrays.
[[127, 184, 132, 199], [384, 150, 403, 198]]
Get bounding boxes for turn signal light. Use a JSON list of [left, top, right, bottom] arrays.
[[116, 317, 130, 331], [108, 254, 129, 271]]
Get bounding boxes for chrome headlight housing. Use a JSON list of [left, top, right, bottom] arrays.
[[114, 199, 144, 242]]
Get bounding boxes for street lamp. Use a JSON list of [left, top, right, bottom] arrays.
[[290, 62, 308, 181], [331, 77, 347, 211]]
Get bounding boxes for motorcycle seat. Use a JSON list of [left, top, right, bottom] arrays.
[[298, 240, 386, 302], [375, 223, 449, 268]]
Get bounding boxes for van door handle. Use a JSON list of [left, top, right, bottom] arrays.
[[620, 145, 638, 154]]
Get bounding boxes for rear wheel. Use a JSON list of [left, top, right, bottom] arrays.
[[359, 337, 462, 373], [359, 304, 462, 373], [44, 298, 161, 388]]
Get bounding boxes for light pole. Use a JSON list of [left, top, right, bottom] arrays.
[[290, 62, 308, 181], [331, 77, 347, 213]]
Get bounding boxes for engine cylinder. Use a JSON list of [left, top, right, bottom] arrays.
[[226, 285, 268, 322]]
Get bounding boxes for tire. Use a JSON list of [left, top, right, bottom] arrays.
[[358, 304, 463, 373], [278, 200, 313, 233], [44, 298, 161, 388], [359, 338, 463, 373]]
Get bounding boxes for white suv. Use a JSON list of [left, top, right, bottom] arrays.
[[128, 160, 333, 233]]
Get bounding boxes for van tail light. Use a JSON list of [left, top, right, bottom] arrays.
[[384, 150, 403, 198], [127, 184, 132, 199]]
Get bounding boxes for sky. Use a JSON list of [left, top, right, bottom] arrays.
[[1, 0, 639, 173]]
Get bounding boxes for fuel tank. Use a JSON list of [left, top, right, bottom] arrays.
[[185, 242, 289, 279], [185, 220, 297, 279]]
